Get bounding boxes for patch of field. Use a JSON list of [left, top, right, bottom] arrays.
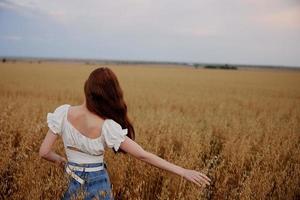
[[0, 62, 299, 200]]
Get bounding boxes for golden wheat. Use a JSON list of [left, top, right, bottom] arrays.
[[0, 62, 299, 200]]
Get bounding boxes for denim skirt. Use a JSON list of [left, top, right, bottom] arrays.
[[62, 162, 114, 200]]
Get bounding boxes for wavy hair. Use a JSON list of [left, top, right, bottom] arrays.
[[84, 67, 135, 154]]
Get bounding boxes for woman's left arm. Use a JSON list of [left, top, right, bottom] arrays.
[[119, 136, 211, 187], [39, 129, 67, 168]]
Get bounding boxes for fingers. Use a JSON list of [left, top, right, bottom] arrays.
[[197, 172, 211, 183], [190, 176, 202, 188], [184, 169, 212, 188], [194, 173, 210, 186]]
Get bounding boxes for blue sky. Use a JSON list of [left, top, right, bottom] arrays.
[[0, 0, 299, 66]]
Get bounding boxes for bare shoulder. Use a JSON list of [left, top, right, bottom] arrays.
[[68, 105, 105, 125]]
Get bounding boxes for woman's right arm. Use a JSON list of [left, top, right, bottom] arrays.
[[39, 129, 67, 168], [119, 136, 211, 187]]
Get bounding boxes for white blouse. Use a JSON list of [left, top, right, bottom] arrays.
[[46, 104, 128, 164]]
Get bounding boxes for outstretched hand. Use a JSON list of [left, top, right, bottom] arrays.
[[182, 168, 211, 188]]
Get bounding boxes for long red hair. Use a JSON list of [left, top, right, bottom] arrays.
[[84, 67, 135, 154]]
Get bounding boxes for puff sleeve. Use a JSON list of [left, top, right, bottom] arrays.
[[46, 104, 68, 136], [102, 119, 128, 152]]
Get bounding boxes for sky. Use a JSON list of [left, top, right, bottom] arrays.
[[0, 0, 299, 66]]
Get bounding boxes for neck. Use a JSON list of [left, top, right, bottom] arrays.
[[80, 100, 97, 116], [80, 99, 88, 111]]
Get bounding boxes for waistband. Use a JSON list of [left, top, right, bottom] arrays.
[[65, 161, 107, 184], [67, 161, 107, 168]]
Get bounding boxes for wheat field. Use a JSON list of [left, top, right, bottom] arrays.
[[0, 62, 299, 200]]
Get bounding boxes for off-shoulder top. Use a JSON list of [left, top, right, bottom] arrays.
[[46, 104, 128, 164]]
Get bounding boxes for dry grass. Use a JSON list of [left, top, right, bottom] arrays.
[[0, 62, 299, 200]]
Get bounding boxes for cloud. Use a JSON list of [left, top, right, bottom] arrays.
[[260, 6, 300, 30], [3, 0, 298, 35], [0, 0, 299, 66]]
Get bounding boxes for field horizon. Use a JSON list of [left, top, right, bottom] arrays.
[[1, 57, 300, 71]]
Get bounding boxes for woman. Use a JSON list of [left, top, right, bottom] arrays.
[[39, 67, 211, 200]]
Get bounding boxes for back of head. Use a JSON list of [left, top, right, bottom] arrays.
[[84, 67, 135, 153]]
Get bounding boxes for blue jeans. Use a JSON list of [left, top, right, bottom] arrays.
[[62, 162, 114, 200]]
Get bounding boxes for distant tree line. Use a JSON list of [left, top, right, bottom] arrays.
[[204, 64, 238, 70], [194, 64, 238, 70], [1, 58, 43, 64]]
